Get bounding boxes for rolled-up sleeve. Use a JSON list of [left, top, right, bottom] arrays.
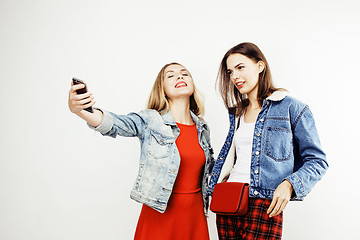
[[87, 108, 146, 138], [87, 109, 114, 134]]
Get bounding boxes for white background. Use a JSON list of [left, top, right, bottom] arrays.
[[1, 0, 359, 239]]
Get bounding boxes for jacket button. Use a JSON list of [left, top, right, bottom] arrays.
[[260, 119, 264, 122], [254, 191, 259, 195], [256, 133, 261, 137], [254, 169, 259, 174], [255, 151, 260, 155]]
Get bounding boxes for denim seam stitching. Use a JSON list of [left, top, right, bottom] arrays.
[[268, 126, 292, 132], [265, 126, 291, 162], [293, 105, 309, 129], [293, 173, 305, 197], [113, 123, 140, 137], [266, 117, 290, 121]]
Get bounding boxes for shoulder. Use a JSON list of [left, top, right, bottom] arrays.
[[130, 109, 164, 125], [279, 96, 307, 108], [138, 109, 161, 117], [267, 90, 307, 109], [275, 96, 311, 126]]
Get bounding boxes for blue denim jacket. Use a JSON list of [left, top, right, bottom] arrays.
[[208, 91, 328, 200], [88, 109, 215, 213]]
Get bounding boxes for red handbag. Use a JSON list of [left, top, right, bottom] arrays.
[[210, 182, 249, 215]]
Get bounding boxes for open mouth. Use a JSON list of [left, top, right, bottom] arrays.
[[235, 81, 245, 88], [175, 81, 187, 88]]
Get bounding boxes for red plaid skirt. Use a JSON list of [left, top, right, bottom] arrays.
[[216, 198, 283, 240]]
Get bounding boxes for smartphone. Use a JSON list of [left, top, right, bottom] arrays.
[[72, 77, 94, 113]]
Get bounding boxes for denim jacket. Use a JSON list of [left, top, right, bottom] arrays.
[[208, 91, 328, 200], [88, 109, 215, 213]]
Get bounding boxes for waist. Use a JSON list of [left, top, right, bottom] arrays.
[[172, 188, 201, 194]]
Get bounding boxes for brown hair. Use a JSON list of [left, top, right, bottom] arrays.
[[147, 62, 204, 116], [217, 42, 284, 116]]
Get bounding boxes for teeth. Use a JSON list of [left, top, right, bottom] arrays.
[[176, 83, 187, 88], [236, 82, 245, 86]]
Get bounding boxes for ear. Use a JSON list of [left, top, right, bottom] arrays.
[[258, 61, 265, 73]]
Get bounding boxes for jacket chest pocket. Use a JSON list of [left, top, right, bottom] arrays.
[[265, 126, 292, 161], [147, 131, 174, 159]]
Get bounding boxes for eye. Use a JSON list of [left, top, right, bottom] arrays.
[[182, 73, 188, 76], [237, 66, 244, 70], [227, 70, 233, 75], [167, 75, 174, 78]]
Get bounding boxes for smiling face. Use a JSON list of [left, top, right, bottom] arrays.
[[163, 64, 195, 101], [226, 53, 264, 97]]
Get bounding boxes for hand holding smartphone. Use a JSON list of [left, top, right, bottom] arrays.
[[72, 77, 94, 113]]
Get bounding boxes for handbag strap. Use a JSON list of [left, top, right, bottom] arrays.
[[207, 111, 236, 196]]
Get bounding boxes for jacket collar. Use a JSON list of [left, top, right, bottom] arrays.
[[161, 110, 206, 127], [266, 90, 288, 101]]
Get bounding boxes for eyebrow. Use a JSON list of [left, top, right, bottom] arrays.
[[165, 68, 188, 74], [227, 63, 244, 71]]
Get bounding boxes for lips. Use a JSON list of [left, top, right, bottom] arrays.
[[175, 81, 187, 88], [235, 81, 245, 88]]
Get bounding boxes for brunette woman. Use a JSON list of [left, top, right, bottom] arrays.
[[68, 63, 214, 240], [208, 42, 328, 240]]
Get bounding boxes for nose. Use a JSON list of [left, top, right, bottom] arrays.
[[232, 71, 239, 80], [177, 75, 183, 80]]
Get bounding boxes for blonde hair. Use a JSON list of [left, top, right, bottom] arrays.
[[147, 62, 204, 116]]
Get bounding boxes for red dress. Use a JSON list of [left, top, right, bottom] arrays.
[[134, 122, 210, 240]]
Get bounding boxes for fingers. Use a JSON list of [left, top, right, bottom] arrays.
[[268, 197, 288, 218], [70, 83, 85, 93], [68, 97, 95, 113], [82, 99, 96, 109], [78, 96, 93, 105], [267, 198, 276, 215], [69, 91, 93, 103], [71, 95, 94, 107], [76, 92, 93, 101], [69, 84, 92, 100], [267, 181, 293, 218], [68, 90, 95, 114]]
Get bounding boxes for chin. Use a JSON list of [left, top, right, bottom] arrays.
[[237, 88, 248, 95]]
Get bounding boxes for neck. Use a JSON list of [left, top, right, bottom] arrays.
[[247, 87, 260, 109], [168, 98, 193, 125], [248, 99, 260, 110]]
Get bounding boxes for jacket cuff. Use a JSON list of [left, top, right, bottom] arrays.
[[87, 108, 114, 134], [285, 173, 305, 200]]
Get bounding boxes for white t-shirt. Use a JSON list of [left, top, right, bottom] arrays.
[[227, 115, 255, 184]]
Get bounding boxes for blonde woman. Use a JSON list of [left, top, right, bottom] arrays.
[[68, 63, 214, 240]]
